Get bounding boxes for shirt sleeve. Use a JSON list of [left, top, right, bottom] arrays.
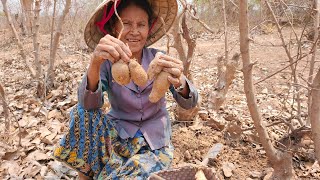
[[78, 61, 109, 110], [170, 77, 198, 110]]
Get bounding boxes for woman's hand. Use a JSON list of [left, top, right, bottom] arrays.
[[86, 35, 131, 92], [91, 34, 132, 66], [156, 54, 185, 88]]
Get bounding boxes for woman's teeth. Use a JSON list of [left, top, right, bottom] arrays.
[[128, 39, 139, 42]]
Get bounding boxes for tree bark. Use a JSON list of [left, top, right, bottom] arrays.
[[239, 0, 295, 179], [310, 69, 320, 165], [20, 0, 34, 34], [308, 0, 320, 126], [50, 0, 57, 57], [181, 13, 196, 77], [172, 10, 199, 121], [210, 53, 240, 110], [33, 0, 44, 97], [47, 0, 71, 88], [18, 3, 27, 35], [0, 83, 9, 130], [222, 0, 228, 62], [1, 0, 36, 77]]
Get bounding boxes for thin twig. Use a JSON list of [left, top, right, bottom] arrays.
[[228, 0, 239, 9], [254, 20, 319, 85], [249, 19, 273, 33], [286, 4, 313, 10], [178, 0, 214, 34]]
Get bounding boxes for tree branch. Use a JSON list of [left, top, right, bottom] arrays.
[[1, 0, 36, 78]]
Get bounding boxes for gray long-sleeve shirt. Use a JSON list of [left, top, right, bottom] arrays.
[[78, 47, 198, 150]]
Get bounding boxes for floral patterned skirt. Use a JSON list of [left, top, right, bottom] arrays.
[[53, 104, 173, 180]]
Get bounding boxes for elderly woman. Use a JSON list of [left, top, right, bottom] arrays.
[[53, 0, 198, 179]]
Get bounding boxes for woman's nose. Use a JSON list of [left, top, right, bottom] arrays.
[[129, 25, 139, 34]]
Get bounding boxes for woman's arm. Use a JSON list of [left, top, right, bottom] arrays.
[[170, 77, 198, 109], [78, 34, 131, 110]]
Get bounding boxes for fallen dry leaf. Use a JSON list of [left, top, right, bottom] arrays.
[[26, 150, 50, 161]]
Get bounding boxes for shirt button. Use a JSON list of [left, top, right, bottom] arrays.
[[140, 109, 143, 113], [137, 94, 141, 98]]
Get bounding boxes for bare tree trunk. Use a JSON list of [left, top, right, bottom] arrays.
[[210, 53, 240, 110], [222, 0, 228, 62], [1, 0, 36, 77], [308, 0, 320, 126], [0, 83, 9, 130], [18, 3, 27, 36], [50, 0, 57, 56], [47, 0, 72, 88], [260, 0, 264, 22], [172, 11, 199, 121], [310, 68, 320, 165], [208, 0, 238, 110], [20, 0, 34, 34], [239, 0, 295, 179], [33, 0, 44, 97], [181, 13, 196, 77]]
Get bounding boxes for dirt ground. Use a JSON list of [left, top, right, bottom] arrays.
[[0, 27, 319, 179]]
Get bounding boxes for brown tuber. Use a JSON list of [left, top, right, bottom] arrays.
[[149, 71, 171, 103], [129, 59, 148, 86], [147, 52, 163, 80], [111, 59, 148, 86], [111, 60, 131, 85]]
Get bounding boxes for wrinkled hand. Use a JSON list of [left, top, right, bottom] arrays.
[[157, 54, 185, 88], [91, 34, 132, 65]]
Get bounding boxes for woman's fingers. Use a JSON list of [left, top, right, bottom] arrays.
[[157, 56, 184, 71], [109, 37, 132, 57], [95, 50, 116, 63], [96, 44, 120, 59], [106, 40, 131, 62], [159, 54, 183, 65], [163, 67, 182, 78], [167, 75, 181, 87], [97, 35, 132, 62], [158, 59, 182, 69]]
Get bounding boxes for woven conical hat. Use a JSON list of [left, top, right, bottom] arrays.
[[84, 0, 178, 50]]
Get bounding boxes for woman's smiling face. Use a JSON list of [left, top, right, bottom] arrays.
[[115, 4, 149, 58]]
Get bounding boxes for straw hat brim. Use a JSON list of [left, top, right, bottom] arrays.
[[84, 0, 178, 51]]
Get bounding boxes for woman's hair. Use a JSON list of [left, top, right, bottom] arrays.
[[104, 0, 155, 37]]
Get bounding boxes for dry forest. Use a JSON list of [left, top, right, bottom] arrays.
[[1, 0, 320, 179]]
